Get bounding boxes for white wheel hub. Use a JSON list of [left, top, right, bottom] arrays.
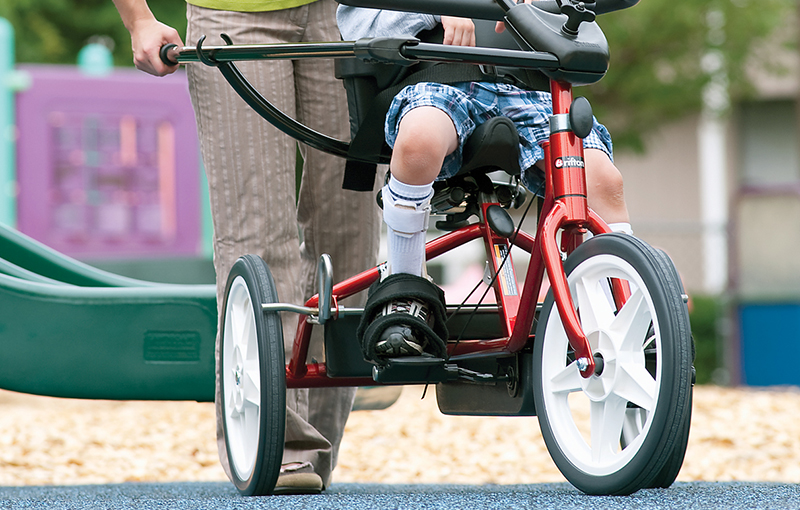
[[580, 330, 616, 401]]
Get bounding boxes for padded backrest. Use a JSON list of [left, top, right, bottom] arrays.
[[334, 24, 446, 140], [334, 21, 532, 176]]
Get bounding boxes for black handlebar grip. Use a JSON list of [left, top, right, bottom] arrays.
[[160, 43, 179, 66]]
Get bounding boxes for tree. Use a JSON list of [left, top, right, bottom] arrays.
[[588, 0, 795, 150], [0, 0, 185, 68]]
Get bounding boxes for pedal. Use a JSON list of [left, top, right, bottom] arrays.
[[372, 356, 457, 385]]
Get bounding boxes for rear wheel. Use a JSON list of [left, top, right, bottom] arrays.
[[220, 254, 285, 496], [533, 234, 693, 495]]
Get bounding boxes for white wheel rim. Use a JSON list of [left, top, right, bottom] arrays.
[[541, 254, 662, 476], [223, 275, 262, 481]]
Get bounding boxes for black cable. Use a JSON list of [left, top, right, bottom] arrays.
[[445, 180, 544, 357]]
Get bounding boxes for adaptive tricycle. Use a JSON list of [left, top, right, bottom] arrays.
[[163, 0, 694, 496]]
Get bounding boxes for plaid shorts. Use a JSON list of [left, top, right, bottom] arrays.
[[385, 81, 614, 192]]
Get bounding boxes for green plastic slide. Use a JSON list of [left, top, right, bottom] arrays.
[[0, 223, 216, 401]]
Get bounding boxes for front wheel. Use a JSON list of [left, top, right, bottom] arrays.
[[220, 255, 286, 496], [533, 234, 693, 495]]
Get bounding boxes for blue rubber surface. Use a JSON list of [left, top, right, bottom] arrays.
[[0, 482, 798, 509]]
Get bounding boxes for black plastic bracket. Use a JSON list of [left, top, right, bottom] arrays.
[[354, 37, 420, 66], [372, 357, 457, 384]]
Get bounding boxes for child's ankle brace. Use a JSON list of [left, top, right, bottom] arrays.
[[382, 184, 431, 237]]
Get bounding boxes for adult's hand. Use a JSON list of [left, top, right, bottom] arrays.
[[129, 18, 183, 76], [112, 0, 183, 76]]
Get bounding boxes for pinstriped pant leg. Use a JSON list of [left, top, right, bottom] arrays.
[[294, 0, 382, 485], [187, 5, 319, 483], [186, 1, 380, 486]]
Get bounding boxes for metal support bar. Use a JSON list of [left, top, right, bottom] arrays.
[[262, 303, 364, 316]]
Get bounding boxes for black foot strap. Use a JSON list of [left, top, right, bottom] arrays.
[[357, 273, 449, 363]]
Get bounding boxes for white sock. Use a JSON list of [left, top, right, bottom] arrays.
[[608, 222, 634, 235], [584, 221, 634, 241], [384, 175, 433, 277]]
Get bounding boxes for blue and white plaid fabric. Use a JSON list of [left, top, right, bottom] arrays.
[[385, 81, 614, 192]]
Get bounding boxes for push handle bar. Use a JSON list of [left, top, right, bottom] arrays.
[[336, 0, 639, 21]]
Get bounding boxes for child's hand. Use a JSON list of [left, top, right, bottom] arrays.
[[442, 16, 476, 46]]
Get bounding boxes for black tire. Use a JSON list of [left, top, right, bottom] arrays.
[[533, 234, 693, 495], [219, 255, 285, 496], [647, 391, 692, 488], [644, 248, 694, 489]]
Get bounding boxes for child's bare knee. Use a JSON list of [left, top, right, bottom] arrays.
[[392, 107, 458, 184], [602, 164, 625, 201]]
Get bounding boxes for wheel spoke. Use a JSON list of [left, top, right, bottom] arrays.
[[244, 362, 261, 406], [231, 299, 248, 344], [227, 388, 241, 419], [242, 311, 255, 356], [243, 401, 259, 448], [621, 408, 646, 447], [575, 275, 616, 333], [244, 358, 260, 382], [612, 288, 652, 354], [590, 395, 627, 464], [615, 363, 656, 411], [548, 362, 583, 394]]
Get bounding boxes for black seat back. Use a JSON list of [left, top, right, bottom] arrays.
[[335, 21, 534, 178]]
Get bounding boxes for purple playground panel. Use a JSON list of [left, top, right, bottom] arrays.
[[15, 65, 201, 259]]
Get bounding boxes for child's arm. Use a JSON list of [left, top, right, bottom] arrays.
[[337, 7, 439, 40], [337, 6, 474, 46]]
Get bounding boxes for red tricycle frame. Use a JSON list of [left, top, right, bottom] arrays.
[[285, 79, 623, 388]]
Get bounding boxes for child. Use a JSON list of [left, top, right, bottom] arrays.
[[337, 5, 632, 362]]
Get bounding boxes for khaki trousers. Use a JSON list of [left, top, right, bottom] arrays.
[[186, 0, 381, 486]]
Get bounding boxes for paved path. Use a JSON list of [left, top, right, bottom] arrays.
[[1, 482, 799, 509]]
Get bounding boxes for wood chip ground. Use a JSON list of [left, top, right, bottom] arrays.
[[1, 385, 798, 486]]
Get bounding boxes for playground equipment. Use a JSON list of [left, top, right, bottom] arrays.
[[163, 0, 695, 496], [0, 221, 217, 401], [0, 21, 218, 402], [0, 20, 400, 410]]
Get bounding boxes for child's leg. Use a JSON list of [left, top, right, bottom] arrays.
[[584, 148, 632, 233], [391, 106, 459, 185], [384, 106, 459, 277], [359, 106, 459, 360]]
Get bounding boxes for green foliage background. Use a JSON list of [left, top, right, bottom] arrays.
[[0, 0, 186, 68], [689, 295, 723, 385], [588, 0, 795, 150], [0, 0, 795, 148]]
